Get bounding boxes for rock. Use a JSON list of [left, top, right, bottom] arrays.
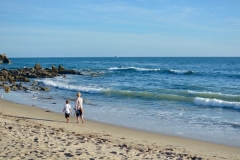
[[11, 85, 17, 90], [3, 58, 11, 64], [52, 65, 58, 72], [23, 77, 30, 82], [58, 65, 65, 72], [4, 86, 10, 92], [0, 64, 97, 93], [9, 79, 15, 84], [0, 54, 11, 64], [34, 137, 39, 142], [31, 81, 38, 86], [0, 54, 5, 60], [40, 87, 49, 91], [110, 151, 118, 154], [0, 76, 5, 81], [34, 63, 42, 70], [91, 73, 97, 77]]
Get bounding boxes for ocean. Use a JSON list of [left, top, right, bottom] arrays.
[[1, 57, 240, 147]]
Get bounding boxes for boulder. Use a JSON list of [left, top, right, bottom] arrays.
[[58, 69, 80, 75], [9, 79, 15, 84], [7, 75, 15, 82], [4, 86, 11, 92], [58, 65, 65, 72], [31, 81, 38, 86], [3, 58, 11, 64], [0, 76, 5, 81], [17, 85, 24, 90], [40, 87, 50, 91], [23, 77, 30, 82], [34, 63, 42, 70], [52, 65, 58, 72], [0, 54, 11, 64], [0, 54, 5, 60], [11, 85, 17, 90]]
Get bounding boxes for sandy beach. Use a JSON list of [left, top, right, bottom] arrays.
[[0, 99, 239, 160]]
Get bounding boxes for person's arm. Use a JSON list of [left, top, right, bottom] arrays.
[[75, 99, 78, 110], [62, 106, 65, 113], [81, 107, 84, 114], [80, 98, 84, 114]]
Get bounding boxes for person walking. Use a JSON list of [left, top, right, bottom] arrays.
[[75, 92, 84, 124], [62, 100, 72, 123]]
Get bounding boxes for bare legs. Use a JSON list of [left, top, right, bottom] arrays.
[[66, 117, 70, 123], [80, 115, 84, 124], [77, 115, 84, 124]]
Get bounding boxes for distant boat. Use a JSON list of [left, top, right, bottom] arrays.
[[115, 56, 118, 58]]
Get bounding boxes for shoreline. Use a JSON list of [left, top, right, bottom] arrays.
[[0, 99, 239, 159], [2, 89, 239, 148]]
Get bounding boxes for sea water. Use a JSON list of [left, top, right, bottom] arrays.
[[1, 57, 240, 147]]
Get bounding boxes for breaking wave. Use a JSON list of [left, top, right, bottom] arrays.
[[108, 66, 160, 72], [188, 90, 240, 102], [108, 66, 195, 75], [36, 78, 107, 93], [169, 69, 195, 75], [194, 97, 240, 109]]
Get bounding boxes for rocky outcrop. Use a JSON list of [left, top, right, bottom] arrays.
[[0, 64, 84, 83], [0, 63, 103, 92], [0, 54, 11, 64]]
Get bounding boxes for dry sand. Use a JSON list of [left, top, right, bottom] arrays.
[[0, 99, 239, 160]]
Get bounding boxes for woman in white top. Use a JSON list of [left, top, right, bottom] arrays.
[[75, 92, 84, 124]]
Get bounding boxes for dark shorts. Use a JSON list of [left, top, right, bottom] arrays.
[[76, 110, 82, 117], [65, 113, 70, 118]]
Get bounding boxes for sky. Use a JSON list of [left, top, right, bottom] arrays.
[[0, 0, 240, 57]]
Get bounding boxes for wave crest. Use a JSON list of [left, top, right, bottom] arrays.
[[108, 66, 160, 72], [36, 78, 106, 93], [169, 69, 195, 75], [188, 90, 240, 102], [194, 97, 240, 109]]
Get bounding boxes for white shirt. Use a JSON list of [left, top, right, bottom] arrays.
[[75, 97, 83, 110], [63, 104, 71, 114]]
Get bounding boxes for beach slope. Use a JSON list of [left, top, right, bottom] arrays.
[[0, 99, 239, 160]]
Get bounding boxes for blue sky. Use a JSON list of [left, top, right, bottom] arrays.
[[0, 0, 240, 57]]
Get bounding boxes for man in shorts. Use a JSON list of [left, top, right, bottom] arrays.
[[75, 92, 84, 124]]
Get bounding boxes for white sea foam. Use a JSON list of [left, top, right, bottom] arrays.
[[188, 90, 238, 97], [188, 90, 240, 101], [194, 97, 240, 109], [36, 79, 107, 93], [108, 66, 160, 71], [170, 69, 194, 74]]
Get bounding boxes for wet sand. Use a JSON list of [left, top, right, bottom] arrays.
[[0, 99, 239, 160]]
